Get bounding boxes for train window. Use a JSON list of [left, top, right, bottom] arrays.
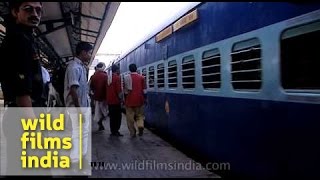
[[168, 60, 178, 88], [202, 48, 221, 90], [231, 38, 261, 91], [281, 21, 320, 90], [148, 66, 155, 88], [142, 68, 147, 87], [142, 68, 147, 78], [137, 69, 141, 74], [182, 55, 195, 89], [157, 63, 165, 88]]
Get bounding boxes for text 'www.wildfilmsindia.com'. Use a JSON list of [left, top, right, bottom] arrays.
[[90, 160, 231, 171]]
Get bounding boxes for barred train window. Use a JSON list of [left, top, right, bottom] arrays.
[[157, 63, 164, 88], [231, 38, 261, 90], [148, 66, 154, 88], [142, 68, 147, 86], [281, 21, 320, 90], [202, 48, 221, 90], [142, 68, 146, 78], [182, 55, 195, 89], [168, 60, 177, 88]]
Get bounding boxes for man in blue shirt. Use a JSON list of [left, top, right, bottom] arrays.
[[64, 41, 93, 174]]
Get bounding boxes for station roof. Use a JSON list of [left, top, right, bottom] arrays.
[[0, 2, 120, 69]]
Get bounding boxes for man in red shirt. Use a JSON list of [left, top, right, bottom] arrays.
[[124, 63, 147, 137], [106, 64, 123, 136], [89, 62, 108, 131]]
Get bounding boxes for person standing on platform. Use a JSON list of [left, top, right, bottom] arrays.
[[0, 2, 47, 175], [64, 41, 93, 172], [89, 62, 108, 131], [123, 63, 147, 137], [106, 64, 123, 136]]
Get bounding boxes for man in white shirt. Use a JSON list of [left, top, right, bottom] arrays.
[[64, 41, 93, 175]]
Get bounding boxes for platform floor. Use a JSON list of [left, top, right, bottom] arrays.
[[91, 115, 219, 178], [0, 103, 219, 178]]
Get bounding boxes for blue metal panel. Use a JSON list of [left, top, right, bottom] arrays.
[[145, 91, 320, 179]]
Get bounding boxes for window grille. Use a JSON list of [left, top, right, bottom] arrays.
[[148, 66, 154, 88], [202, 49, 221, 90], [231, 38, 261, 90], [157, 63, 165, 88], [168, 60, 177, 88], [182, 55, 195, 89]]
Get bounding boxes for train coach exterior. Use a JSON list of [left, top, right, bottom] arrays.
[[117, 2, 320, 179]]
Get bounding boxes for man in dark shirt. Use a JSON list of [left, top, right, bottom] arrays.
[[0, 2, 44, 176], [106, 64, 123, 136], [1, 2, 44, 108]]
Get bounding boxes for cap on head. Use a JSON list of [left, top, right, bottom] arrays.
[[96, 62, 106, 71]]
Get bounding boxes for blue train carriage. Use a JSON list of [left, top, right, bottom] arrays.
[[117, 2, 320, 179]]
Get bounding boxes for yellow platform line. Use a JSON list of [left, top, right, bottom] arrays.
[[79, 113, 82, 169]]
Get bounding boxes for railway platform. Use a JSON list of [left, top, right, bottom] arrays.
[[90, 115, 219, 178]]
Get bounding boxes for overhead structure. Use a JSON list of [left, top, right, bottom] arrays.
[[0, 2, 120, 71]]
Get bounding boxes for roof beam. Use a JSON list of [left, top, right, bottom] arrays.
[[60, 2, 79, 57], [79, 33, 97, 39], [72, 25, 99, 34], [37, 23, 69, 37], [40, 18, 69, 25], [78, 12, 103, 21]]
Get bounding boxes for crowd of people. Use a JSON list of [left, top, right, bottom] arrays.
[[89, 62, 147, 138]]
